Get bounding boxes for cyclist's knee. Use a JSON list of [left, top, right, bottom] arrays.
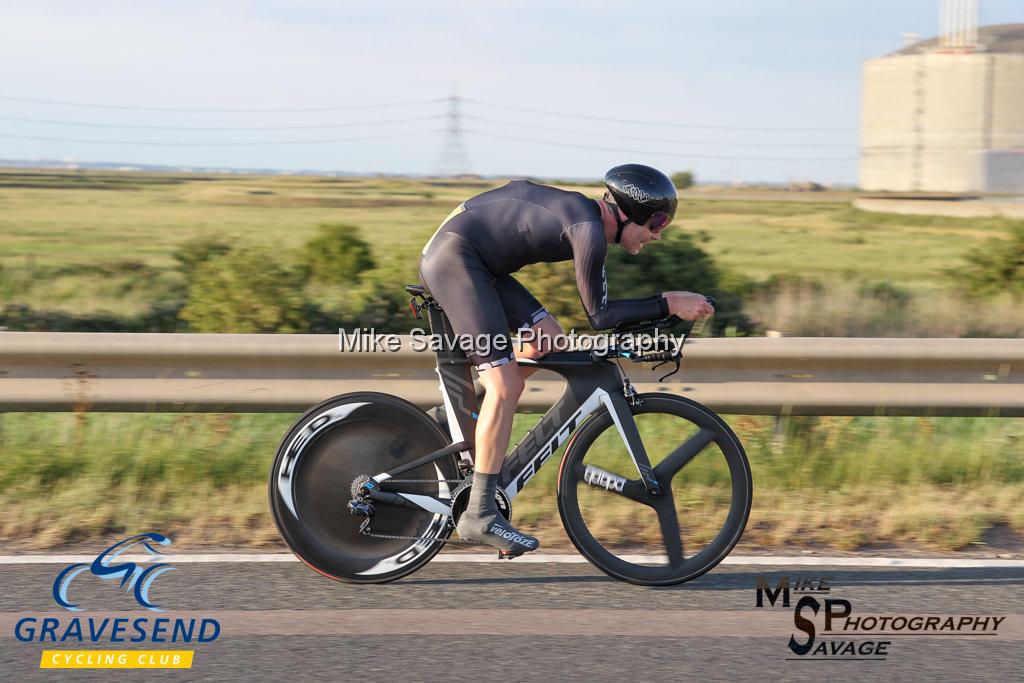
[[519, 315, 565, 359], [479, 362, 525, 402]]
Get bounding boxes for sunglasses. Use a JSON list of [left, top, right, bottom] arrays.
[[647, 212, 671, 232]]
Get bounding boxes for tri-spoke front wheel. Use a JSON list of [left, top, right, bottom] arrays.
[[556, 394, 752, 586]]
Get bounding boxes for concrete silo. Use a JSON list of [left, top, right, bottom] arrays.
[[860, 5, 1024, 193]]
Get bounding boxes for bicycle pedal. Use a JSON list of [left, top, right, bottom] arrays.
[[497, 550, 522, 560]]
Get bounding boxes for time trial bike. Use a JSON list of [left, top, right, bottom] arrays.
[[269, 285, 751, 586]]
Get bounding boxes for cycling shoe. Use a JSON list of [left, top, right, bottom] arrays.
[[456, 511, 539, 557]]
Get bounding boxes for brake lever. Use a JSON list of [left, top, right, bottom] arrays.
[[651, 357, 681, 382]]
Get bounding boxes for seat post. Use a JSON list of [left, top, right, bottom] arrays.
[[421, 293, 478, 450]]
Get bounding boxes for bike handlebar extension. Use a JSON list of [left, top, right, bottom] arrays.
[[612, 295, 715, 336], [635, 351, 676, 363]]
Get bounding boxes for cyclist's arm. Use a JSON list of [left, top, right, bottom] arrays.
[[567, 222, 669, 330]]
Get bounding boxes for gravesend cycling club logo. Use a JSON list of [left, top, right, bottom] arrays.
[[14, 532, 221, 670], [54, 533, 176, 611], [755, 575, 1007, 661]]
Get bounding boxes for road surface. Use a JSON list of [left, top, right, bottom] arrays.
[[1, 554, 1020, 681]]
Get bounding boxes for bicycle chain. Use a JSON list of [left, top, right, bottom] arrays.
[[358, 522, 483, 545], [378, 477, 465, 485], [356, 476, 486, 545]]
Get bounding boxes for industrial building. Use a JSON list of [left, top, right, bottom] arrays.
[[860, 2, 1024, 193]]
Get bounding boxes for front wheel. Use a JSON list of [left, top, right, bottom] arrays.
[[556, 394, 752, 586]]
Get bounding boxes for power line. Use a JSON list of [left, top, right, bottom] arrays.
[[10, 109, 1017, 146], [0, 130, 441, 147], [465, 129, 856, 162], [466, 115, 856, 148], [0, 125, 854, 158], [0, 91, 857, 132], [0, 110, 856, 146], [0, 113, 444, 131], [0, 94, 446, 113], [464, 98, 856, 132]]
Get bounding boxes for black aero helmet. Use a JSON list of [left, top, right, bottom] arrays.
[[603, 164, 678, 243]]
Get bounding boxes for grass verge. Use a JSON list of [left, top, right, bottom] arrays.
[[0, 412, 1020, 553]]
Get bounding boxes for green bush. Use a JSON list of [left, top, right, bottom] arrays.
[[0, 302, 184, 332], [671, 171, 695, 190], [172, 237, 232, 278], [299, 223, 375, 286], [760, 273, 825, 296], [179, 247, 309, 333], [958, 223, 1024, 297], [858, 281, 911, 307], [309, 273, 412, 334], [605, 230, 718, 297]]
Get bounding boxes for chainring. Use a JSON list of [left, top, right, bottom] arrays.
[[350, 474, 513, 545], [449, 474, 513, 525]]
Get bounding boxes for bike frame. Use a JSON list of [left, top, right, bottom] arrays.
[[369, 300, 661, 516]]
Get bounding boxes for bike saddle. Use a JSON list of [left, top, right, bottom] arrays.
[[405, 283, 431, 299]]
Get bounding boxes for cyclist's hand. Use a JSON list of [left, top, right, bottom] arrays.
[[662, 291, 715, 320]]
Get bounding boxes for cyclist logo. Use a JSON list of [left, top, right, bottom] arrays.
[[52, 533, 176, 613], [620, 182, 651, 204]]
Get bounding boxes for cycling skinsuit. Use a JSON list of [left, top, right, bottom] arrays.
[[419, 179, 669, 369]]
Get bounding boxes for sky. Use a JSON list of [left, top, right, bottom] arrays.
[[0, 1, 1021, 183]]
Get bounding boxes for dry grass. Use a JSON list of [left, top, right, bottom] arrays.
[[1, 412, 1020, 552], [745, 279, 1024, 338]]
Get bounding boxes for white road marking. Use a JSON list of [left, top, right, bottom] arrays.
[[0, 553, 1021, 568]]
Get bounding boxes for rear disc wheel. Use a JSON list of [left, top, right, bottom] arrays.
[[269, 392, 460, 583]]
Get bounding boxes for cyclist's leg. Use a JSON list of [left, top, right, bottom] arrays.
[[427, 274, 554, 423], [420, 233, 519, 392], [493, 275, 565, 379], [420, 237, 538, 555], [462, 363, 538, 555], [516, 315, 565, 377]]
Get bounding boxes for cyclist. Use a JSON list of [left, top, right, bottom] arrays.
[[419, 164, 715, 557]]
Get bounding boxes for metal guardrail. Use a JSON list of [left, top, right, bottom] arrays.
[[0, 332, 1021, 416]]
